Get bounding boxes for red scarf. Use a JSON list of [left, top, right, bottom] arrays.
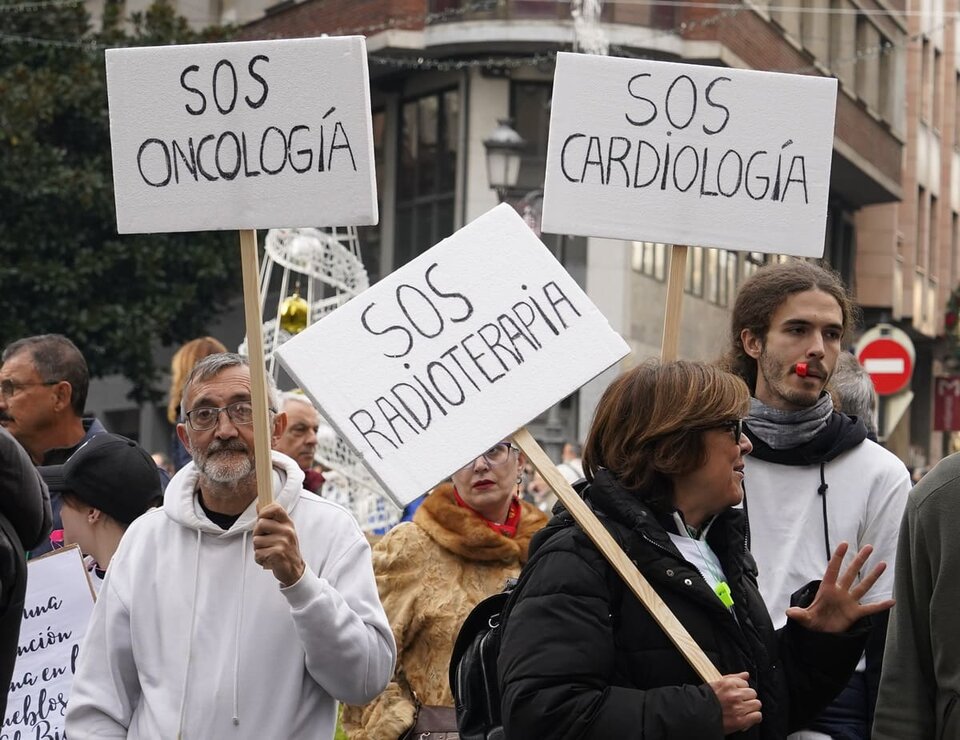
[[452, 487, 522, 538]]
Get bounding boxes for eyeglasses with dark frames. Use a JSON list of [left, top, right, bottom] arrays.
[[715, 419, 745, 444], [458, 442, 520, 472], [0, 379, 60, 398]]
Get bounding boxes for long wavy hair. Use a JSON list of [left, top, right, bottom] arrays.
[[582, 360, 749, 512], [721, 261, 858, 394]]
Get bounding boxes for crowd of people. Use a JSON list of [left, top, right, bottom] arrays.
[[1, 259, 956, 738]]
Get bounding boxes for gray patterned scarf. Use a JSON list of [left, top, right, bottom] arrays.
[[747, 393, 834, 450]]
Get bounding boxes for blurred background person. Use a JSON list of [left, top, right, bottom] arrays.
[[0, 427, 51, 721], [830, 352, 879, 442], [151, 451, 175, 478], [557, 440, 584, 484], [40, 433, 163, 591], [499, 361, 892, 739], [342, 439, 548, 739], [526, 470, 557, 514], [273, 391, 324, 494], [165, 336, 226, 472]]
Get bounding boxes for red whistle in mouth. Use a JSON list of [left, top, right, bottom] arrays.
[[795, 362, 809, 377]]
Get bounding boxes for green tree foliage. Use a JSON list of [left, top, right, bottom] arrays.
[[0, 0, 240, 402]]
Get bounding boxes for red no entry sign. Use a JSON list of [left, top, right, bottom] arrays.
[[856, 329, 914, 396]]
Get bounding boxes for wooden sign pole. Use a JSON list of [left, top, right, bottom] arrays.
[[660, 245, 688, 362], [513, 426, 722, 683], [239, 229, 276, 508]]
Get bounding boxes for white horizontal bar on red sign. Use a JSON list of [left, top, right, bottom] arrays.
[[863, 358, 906, 374]]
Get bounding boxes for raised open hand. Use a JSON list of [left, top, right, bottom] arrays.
[[784, 542, 894, 634]]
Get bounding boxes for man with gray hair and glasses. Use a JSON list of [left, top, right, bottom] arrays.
[[66, 352, 395, 739], [0, 334, 108, 554]]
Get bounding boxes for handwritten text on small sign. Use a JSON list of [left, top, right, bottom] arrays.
[[276, 204, 630, 506], [105, 36, 377, 233], [5, 546, 95, 739], [541, 53, 838, 257]]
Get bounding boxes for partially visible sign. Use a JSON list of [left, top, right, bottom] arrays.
[[934, 376, 960, 431], [5, 546, 95, 738], [105, 36, 377, 233], [856, 324, 916, 396], [276, 204, 630, 506], [541, 53, 838, 257]]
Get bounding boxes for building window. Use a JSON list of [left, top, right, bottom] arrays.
[[921, 38, 931, 123], [933, 49, 943, 130], [742, 252, 766, 280], [955, 73, 960, 148], [705, 249, 736, 307], [930, 193, 939, 274], [951, 212, 959, 286], [394, 88, 460, 267], [917, 185, 926, 269], [878, 33, 893, 121], [511, 81, 552, 192], [631, 241, 667, 281], [685, 246, 704, 297], [855, 14, 880, 112]]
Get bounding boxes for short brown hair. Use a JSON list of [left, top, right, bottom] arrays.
[[722, 261, 859, 393], [583, 360, 749, 511]]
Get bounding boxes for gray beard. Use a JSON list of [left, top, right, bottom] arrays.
[[195, 444, 254, 483]]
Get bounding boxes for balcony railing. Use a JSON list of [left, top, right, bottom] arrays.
[[428, 0, 678, 30]]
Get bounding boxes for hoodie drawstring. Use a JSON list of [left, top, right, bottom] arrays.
[[177, 529, 203, 740], [232, 531, 248, 727], [817, 461, 831, 562]]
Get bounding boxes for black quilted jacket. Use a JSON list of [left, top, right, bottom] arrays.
[[498, 469, 868, 740]]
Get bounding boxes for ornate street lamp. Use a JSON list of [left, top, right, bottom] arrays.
[[483, 118, 526, 202]]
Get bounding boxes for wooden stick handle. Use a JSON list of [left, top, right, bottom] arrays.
[[661, 245, 688, 362], [513, 426, 722, 683], [239, 229, 275, 508]]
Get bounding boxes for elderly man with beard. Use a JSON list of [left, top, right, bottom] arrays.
[[722, 261, 910, 740], [66, 353, 395, 740]]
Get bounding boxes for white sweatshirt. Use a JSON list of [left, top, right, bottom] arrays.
[[744, 439, 910, 631], [65, 451, 395, 739]]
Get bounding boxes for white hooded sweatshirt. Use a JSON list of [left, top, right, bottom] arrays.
[[66, 451, 395, 739]]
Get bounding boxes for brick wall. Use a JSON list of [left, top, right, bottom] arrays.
[[679, 5, 902, 189], [240, 0, 428, 40]]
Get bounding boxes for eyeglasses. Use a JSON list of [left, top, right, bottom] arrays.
[[0, 379, 59, 398], [715, 419, 745, 444], [185, 401, 257, 431], [458, 442, 520, 471]]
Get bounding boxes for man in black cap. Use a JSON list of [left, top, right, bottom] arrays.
[[39, 433, 163, 586]]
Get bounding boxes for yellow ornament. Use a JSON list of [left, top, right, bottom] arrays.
[[279, 292, 309, 334]]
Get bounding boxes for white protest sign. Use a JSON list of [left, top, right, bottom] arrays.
[[105, 36, 377, 234], [5, 546, 95, 738], [542, 53, 838, 257], [276, 203, 630, 505]]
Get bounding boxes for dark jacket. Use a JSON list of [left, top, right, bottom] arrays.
[[0, 427, 52, 721], [498, 469, 868, 740]]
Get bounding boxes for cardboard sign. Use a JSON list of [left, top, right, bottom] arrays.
[[105, 36, 377, 233], [276, 204, 630, 505], [542, 53, 837, 257], [5, 546, 95, 738]]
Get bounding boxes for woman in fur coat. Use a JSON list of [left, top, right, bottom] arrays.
[[342, 440, 548, 739]]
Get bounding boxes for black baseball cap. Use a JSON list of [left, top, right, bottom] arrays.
[[38, 433, 162, 525]]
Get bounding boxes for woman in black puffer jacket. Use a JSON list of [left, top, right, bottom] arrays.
[[498, 361, 893, 739]]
